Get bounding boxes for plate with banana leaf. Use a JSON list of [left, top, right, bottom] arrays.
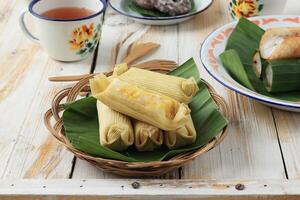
[[109, 0, 213, 25], [201, 15, 300, 112], [45, 58, 228, 177]]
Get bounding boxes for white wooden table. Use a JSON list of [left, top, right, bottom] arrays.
[[1, 0, 300, 199]]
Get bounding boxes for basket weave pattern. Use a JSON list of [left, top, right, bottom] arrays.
[[44, 71, 229, 177]]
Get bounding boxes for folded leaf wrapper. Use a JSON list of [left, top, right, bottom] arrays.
[[115, 64, 199, 104], [90, 75, 134, 151], [90, 75, 190, 131], [165, 115, 196, 149], [220, 49, 255, 91], [134, 121, 163, 151], [264, 59, 300, 93], [96, 101, 134, 151]]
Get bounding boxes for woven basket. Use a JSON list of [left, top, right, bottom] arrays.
[[44, 69, 229, 177]]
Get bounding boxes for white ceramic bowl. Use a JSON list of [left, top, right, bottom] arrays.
[[109, 0, 213, 25], [200, 15, 300, 112]]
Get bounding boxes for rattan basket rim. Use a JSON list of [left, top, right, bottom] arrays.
[[44, 70, 229, 177]]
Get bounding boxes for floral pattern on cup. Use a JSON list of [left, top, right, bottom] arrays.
[[69, 23, 101, 57], [228, 0, 264, 19]]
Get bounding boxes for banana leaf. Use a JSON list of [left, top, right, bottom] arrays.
[[264, 59, 300, 93], [62, 58, 228, 162], [221, 17, 300, 101], [127, 0, 168, 17], [220, 49, 255, 91], [126, 0, 196, 17]]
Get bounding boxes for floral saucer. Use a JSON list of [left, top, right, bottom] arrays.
[[109, 0, 213, 25]]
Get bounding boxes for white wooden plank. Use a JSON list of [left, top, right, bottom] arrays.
[[94, 7, 146, 73], [71, 160, 116, 179], [177, 0, 285, 179], [273, 110, 300, 179], [95, 6, 179, 71], [0, 0, 93, 179], [270, 0, 300, 176], [283, 0, 300, 15], [0, 179, 300, 198], [73, 155, 133, 178], [275, 0, 300, 181], [72, 6, 179, 179]]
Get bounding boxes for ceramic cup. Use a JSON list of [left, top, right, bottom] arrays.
[[19, 0, 106, 62], [228, 0, 287, 19]]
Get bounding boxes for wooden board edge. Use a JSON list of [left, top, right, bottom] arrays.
[[0, 179, 299, 198]]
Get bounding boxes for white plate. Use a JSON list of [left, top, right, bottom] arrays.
[[200, 15, 300, 112], [109, 0, 213, 25]]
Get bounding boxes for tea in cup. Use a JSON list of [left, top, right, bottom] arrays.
[[19, 0, 106, 61]]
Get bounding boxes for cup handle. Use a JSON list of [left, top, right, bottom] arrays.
[[19, 9, 39, 42]]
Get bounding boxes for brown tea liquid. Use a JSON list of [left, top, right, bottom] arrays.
[[41, 7, 95, 19]]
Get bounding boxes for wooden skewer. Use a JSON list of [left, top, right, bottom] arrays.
[[122, 42, 160, 65], [48, 59, 177, 82]]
